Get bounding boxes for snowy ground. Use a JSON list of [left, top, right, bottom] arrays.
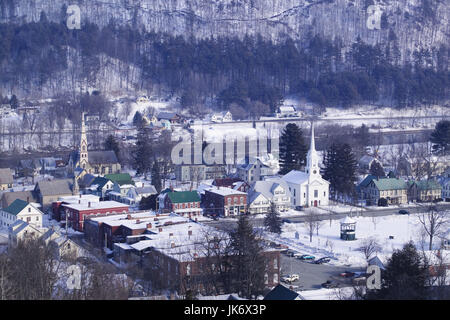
[[262, 213, 445, 268]]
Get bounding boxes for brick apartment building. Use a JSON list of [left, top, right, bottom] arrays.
[[63, 200, 129, 232], [203, 187, 247, 217]]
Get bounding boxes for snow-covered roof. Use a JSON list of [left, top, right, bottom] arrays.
[[62, 200, 129, 211], [205, 187, 246, 196], [282, 170, 309, 185], [340, 216, 356, 224]]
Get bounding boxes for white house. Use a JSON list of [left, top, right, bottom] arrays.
[[8, 220, 44, 247], [282, 123, 330, 208], [248, 179, 291, 214], [277, 106, 297, 118], [41, 228, 84, 259], [211, 111, 232, 123], [125, 185, 157, 205], [247, 192, 271, 214], [1, 199, 43, 228], [237, 157, 272, 183]]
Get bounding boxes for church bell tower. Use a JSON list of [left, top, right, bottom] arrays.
[[306, 122, 320, 178], [79, 112, 89, 169]]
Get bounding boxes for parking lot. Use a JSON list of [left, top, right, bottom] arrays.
[[280, 254, 365, 290]]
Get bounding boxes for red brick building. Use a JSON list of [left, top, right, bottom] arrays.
[[164, 191, 202, 217], [203, 187, 247, 217], [144, 245, 280, 295], [63, 200, 129, 232]]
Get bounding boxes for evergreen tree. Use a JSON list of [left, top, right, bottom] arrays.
[[9, 95, 19, 109], [354, 124, 370, 153], [229, 215, 266, 299], [430, 120, 450, 154], [365, 242, 428, 300], [104, 135, 120, 160], [132, 111, 144, 127], [279, 123, 308, 175], [323, 143, 358, 197], [132, 128, 153, 178], [264, 202, 282, 234], [369, 160, 385, 177], [151, 160, 162, 193], [139, 194, 159, 211]]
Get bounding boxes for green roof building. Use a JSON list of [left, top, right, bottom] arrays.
[[408, 179, 442, 203]]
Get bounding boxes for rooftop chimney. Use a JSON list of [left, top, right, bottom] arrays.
[[127, 214, 132, 220], [136, 219, 141, 224], [147, 223, 152, 229], [169, 233, 173, 237], [188, 230, 192, 238], [171, 242, 175, 248], [159, 227, 163, 233]]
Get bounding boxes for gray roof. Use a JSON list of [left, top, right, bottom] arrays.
[[264, 284, 299, 300], [88, 150, 119, 165], [135, 186, 157, 195], [19, 159, 41, 169], [157, 112, 178, 120], [36, 179, 73, 196], [250, 179, 291, 200], [1, 191, 38, 208], [0, 168, 13, 184]]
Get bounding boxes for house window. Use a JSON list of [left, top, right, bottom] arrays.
[[273, 273, 278, 284], [273, 258, 278, 269], [186, 264, 191, 276], [264, 273, 268, 285], [28, 208, 31, 212], [314, 190, 318, 198]]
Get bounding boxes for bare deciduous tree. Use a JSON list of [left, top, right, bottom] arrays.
[[418, 205, 449, 250], [356, 237, 382, 262], [304, 210, 321, 243]]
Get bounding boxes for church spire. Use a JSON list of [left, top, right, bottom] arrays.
[[79, 112, 89, 169], [310, 121, 316, 153], [306, 121, 319, 177]]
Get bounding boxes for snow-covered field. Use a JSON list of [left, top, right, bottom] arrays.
[[264, 213, 445, 268]]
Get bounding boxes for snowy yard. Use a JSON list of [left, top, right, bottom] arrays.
[[264, 213, 445, 268]]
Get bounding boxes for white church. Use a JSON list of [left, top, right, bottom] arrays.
[[282, 123, 330, 207]]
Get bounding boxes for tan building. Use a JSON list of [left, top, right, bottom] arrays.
[[0, 168, 13, 191], [363, 177, 408, 205], [34, 179, 75, 211], [408, 179, 442, 202]]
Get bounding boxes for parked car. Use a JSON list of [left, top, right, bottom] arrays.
[[321, 280, 339, 288], [398, 209, 409, 215], [295, 206, 304, 211], [285, 250, 297, 257], [298, 254, 315, 261], [314, 257, 331, 264], [281, 274, 300, 283], [282, 218, 292, 223]]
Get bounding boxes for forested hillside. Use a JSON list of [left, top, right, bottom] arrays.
[[0, 0, 448, 111]]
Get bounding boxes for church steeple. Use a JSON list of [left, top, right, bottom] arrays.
[[306, 122, 319, 177], [79, 112, 89, 169]]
